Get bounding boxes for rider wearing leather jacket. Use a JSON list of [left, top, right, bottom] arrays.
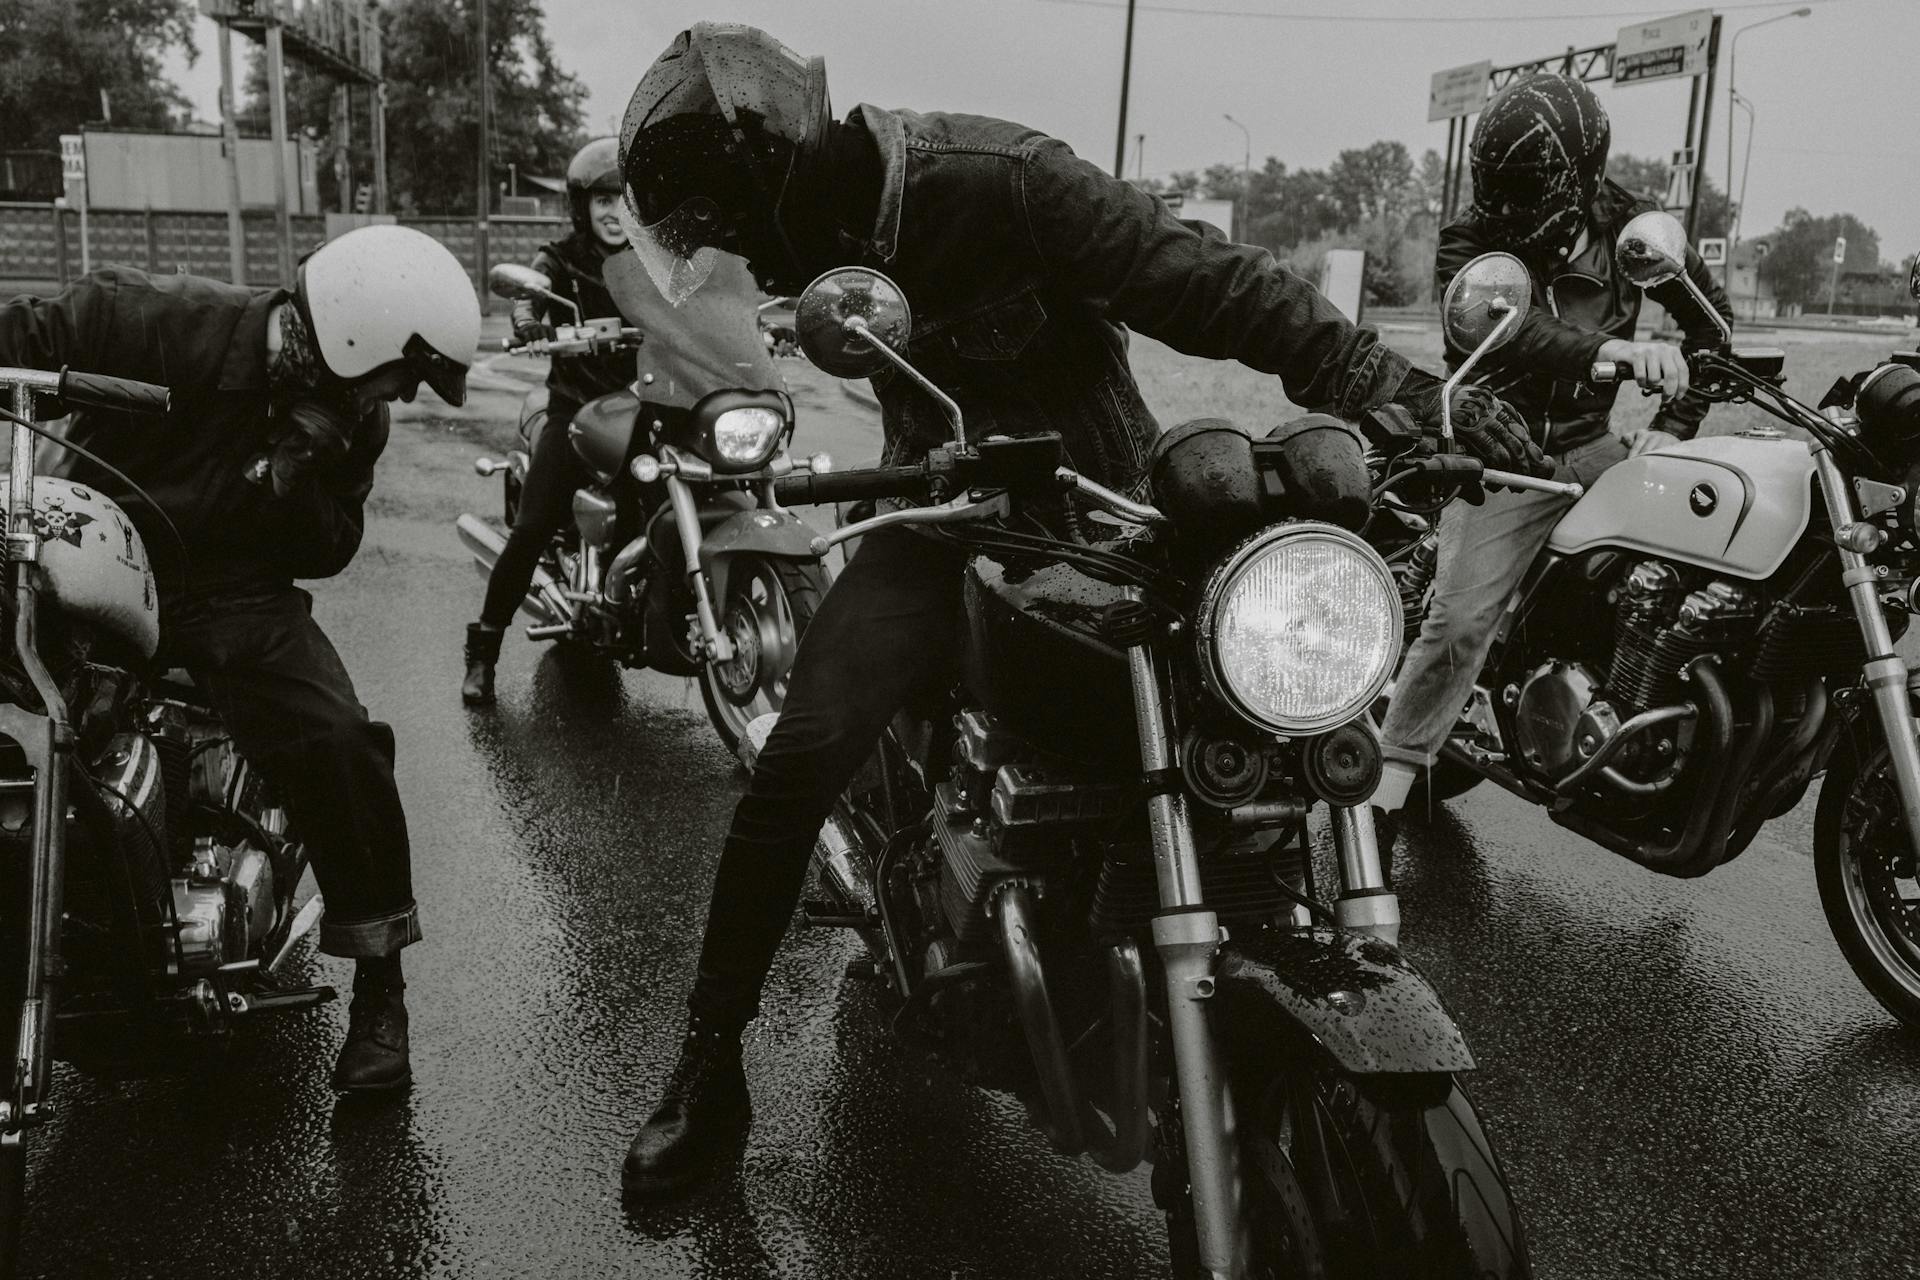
[[1371, 73, 1734, 841], [0, 226, 480, 1093], [613, 22, 1548, 1199], [463, 138, 631, 703]]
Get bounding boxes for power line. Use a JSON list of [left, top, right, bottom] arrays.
[[1037, 0, 1842, 23]]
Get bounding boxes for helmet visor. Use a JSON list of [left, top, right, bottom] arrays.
[[623, 195, 723, 307], [403, 333, 469, 407]]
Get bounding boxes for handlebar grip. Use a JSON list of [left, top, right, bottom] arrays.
[[58, 368, 171, 414], [774, 465, 928, 506], [1589, 360, 1635, 385]]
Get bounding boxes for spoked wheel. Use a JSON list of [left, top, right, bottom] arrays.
[[1169, 1055, 1529, 1279], [700, 557, 826, 755], [1815, 733, 1920, 1029]]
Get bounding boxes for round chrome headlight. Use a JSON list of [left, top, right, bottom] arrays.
[[1195, 523, 1402, 736], [708, 406, 786, 470]]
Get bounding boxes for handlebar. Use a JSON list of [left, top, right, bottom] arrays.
[[1589, 360, 1636, 385], [773, 464, 930, 506], [58, 368, 171, 414]]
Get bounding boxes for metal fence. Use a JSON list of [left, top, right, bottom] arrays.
[[0, 203, 570, 300]]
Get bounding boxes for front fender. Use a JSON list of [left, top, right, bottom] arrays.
[[699, 508, 823, 605], [1215, 927, 1475, 1075]]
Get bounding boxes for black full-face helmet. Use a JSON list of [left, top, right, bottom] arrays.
[[618, 23, 831, 301], [566, 136, 623, 236], [1469, 73, 1611, 264]]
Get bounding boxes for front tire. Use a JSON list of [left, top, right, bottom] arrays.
[[1814, 729, 1920, 1029], [701, 558, 825, 755], [1170, 1053, 1529, 1279]]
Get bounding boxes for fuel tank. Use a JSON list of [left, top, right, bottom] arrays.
[[963, 555, 1134, 767], [0, 475, 158, 658], [567, 388, 642, 484], [1547, 434, 1815, 580]]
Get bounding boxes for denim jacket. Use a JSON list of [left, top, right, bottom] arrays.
[[841, 105, 1415, 494]]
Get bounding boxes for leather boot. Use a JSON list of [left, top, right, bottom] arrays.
[[462, 623, 503, 705], [333, 957, 411, 1093], [621, 1018, 751, 1198]]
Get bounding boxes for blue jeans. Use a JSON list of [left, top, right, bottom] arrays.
[[1380, 432, 1628, 773]]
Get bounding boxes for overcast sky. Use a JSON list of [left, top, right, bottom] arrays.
[[165, 0, 1919, 261]]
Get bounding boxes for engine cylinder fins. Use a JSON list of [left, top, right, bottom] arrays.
[[1610, 564, 1759, 712]]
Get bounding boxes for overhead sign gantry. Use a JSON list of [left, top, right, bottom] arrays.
[[199, 0, 386, 285], [1429, 8, 1723, 242]]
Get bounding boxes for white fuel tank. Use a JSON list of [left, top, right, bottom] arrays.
[[1547, 435, 1815, 581], [1, 476, 159, 658]]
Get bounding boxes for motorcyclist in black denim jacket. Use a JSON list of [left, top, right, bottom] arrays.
[[614, 21, 1550, 1198]]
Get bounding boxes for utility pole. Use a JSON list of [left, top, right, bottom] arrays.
[[1112, 0, 1137, 178], [475, 0, 491, 306], [1223, 114, 1250, 243], [217, 22, 246, 284], [265, 20, 295, 284]]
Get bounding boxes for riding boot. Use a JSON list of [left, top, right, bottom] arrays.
[[333, 955, 411, 1093], [462, 623, 504, 705], [621, 1015, 752, 1198]]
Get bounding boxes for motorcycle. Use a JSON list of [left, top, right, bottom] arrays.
[[1371, 209, 1920, 1030], [0, 366, 333, 1271], [457, 263, 832, 753], [770, 267, 1542, 1278]]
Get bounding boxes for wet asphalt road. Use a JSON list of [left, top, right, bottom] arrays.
[[16, 342, 1920, 1279]]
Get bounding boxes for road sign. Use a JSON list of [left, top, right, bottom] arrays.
[[1699, 238, 1727, 268], [1429, 61, 1492, 122], [1615, 9, 1713, 86], [58, 135, 84, 182], [1834, 236, 1848, 265]]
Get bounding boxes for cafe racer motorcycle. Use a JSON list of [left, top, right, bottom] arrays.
[[457, 263, 830, 752], [0, 365, 333, 1274], [1373, 212, 1920, 1031], [769, 267, 1545, 1279]]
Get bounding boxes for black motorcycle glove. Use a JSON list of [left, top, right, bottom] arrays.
[[1389, 369, 1552, 479], [246, 398, 357, 498]]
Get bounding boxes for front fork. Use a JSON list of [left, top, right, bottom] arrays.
[[4, 383, 70, 1135], [1815, 447, 1920, 853], [665, 476, 735, 664], [1127, 593, 1401, 1278]]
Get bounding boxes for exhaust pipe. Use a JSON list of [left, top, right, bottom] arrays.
[[455, 514, 571, 626], [995, 883, 1086, 1156]]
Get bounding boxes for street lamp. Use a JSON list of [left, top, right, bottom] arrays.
[[1726, 6, 1811, 306], [1223, 113, 1250, 242]]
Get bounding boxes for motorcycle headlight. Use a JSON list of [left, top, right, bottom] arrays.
[[688, 388, 794, 473], [710, 407, 786, 470], [1195, 523, 1402, 736]]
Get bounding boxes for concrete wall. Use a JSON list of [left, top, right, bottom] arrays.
[[0, 203, 571, 302]]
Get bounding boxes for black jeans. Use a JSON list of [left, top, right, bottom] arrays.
[[480, 396, 589, 630], [161, 586, 419, 958], [691, 528, 968, 1031]]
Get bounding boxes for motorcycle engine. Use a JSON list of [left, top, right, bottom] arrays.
[[1609, 563, 1759, 713]]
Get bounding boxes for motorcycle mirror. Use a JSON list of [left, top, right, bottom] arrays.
[[795, 267, 913, 378], [1615, 209, 1734, 346], [1441, 252, 1532, 356], [1437, 253, 1531, 449], [1909, 254, 1919, 301], [488, 264, 555, 302], [1615, 210, 1690, 290]]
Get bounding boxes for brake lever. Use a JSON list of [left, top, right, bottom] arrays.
[[808, 491, 1013, 556]]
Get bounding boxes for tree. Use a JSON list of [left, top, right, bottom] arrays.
[[1326, 140, 1415, 226], [247, 0, 588, 215], [0, 0, 196, 151], [1757, 208, 1881, 308]]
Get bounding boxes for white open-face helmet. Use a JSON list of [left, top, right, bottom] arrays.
[[296, 225, 481, 406]]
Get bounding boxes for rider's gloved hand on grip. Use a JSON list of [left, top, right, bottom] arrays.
[[245, 398, 357, 498], [1390, 372, 1551, 479]]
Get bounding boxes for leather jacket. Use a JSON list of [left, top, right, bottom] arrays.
[[836, 104, 1418, 496], [1437, 179, 1733, 452], [512, 232, 635, 409]]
